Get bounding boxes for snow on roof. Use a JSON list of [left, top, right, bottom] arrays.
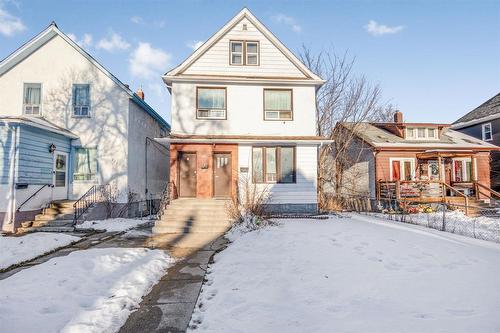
[[0, 116, 79, 138], [341, 122, 499, 149]]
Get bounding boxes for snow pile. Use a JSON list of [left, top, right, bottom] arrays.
[[0, 248, 173, 333], [0, 233, 80, 270], [369, 210, 500, 243], [76, 218, 151, 232], [226, 213, 278, 241], [190, 216, 500, 332]]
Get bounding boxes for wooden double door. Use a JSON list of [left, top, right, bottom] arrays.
[[178, 152, 231, 198]]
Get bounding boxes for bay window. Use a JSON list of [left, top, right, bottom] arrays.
[[73, 147, 97, 181], [197, 87, 226, 119], [264, 89, 293, 120], [252, 146, 295, 183]]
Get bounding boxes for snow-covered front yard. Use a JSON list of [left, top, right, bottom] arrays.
[[190, 214, 500, 332], [76, 218, 151, 232], [0, 248, 173, 333], [0, 233, 80, 270]]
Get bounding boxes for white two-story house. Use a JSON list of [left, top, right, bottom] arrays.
[[0, 23, 170, 232], [162, 8, 327, 213]]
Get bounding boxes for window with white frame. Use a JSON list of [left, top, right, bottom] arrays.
[[197, 87, 226, 119], [23, 83, 42, 115], [390, 158, 415, 181], [72, 84, 90, 117], [73, 147, 97, 181], [452, 158, 473, 182], [405, 127, 439, 140], [246, 41, 259, 65], [482, 123, 492, 141]]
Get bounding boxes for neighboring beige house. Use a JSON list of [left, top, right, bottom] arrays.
[[0, 22, 170, 232], [159, 8, 329, 213]]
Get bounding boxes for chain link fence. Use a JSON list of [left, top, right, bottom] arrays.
[[333, 196, 500, 243]]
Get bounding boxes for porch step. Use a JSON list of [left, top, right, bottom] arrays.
[[153, 198, 233, 234], [35, 213, 74, 221], [50, 200, 77, 209]]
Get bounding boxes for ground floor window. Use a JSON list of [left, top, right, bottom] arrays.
[[453, 158, 473, 182], [73, 147, 97, 181], [390, 158, 415, 181], [252, 146, 295, 183]]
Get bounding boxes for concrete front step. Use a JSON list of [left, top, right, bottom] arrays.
[[34, 226, 75, 232], [32, 220, 74, 228], [43, 207, 75, 215], [155, 221, 232, 228], [50, 200, 77, 209], [35, 213, 74, 221]]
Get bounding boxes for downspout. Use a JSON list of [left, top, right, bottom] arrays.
[[145, 137, 149, 196], [8, 126, 18, 229]]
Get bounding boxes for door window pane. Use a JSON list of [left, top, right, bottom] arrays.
[[55, 154, 66, 187], [403, 161, 412, 180]]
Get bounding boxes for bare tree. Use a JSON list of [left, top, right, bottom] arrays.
[[300, 46, 395, 208]]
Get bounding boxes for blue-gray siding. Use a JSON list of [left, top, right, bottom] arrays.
[[16, 125, 71, 185], [0, 125, 18, 184]]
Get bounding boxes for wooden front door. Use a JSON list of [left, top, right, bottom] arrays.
[[179, 153, 197, 197], [213, 153, 231, 197]]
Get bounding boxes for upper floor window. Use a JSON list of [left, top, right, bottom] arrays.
[[197, 87, 226, 119], [405, 127, 438, 140], [23, 83, 42, 115], [482, 123, 493, 141], [230, 40, 259, 66], [72, 84, 90, 117], [264, 89, 293, 121]]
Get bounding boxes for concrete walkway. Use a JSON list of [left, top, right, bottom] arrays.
[[118, 232, 228, 333], [0, 224, 228, 332]]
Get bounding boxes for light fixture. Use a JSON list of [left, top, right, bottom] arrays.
[[49, 143, 56, 153]]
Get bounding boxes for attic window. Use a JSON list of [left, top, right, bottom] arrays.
[[405, 127, 439, 140], [230, 40, 259, 66]]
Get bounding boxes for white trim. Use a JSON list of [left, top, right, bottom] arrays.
[[405, 127, 439, 140], [0, 117, 78, 138], [389, 158, 416, 181], [482, 122, 493, 141], [165, 75, 323, 85], [451, 157, 477, 182], [164, 8, 323, 83], [22, 82, 43, 116], [452, 113, 500, 129], [155, 137, 333, 145]]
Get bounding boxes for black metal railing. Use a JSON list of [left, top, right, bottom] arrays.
[[73, 184, 109, 225], [16, 184, 52, 212], [156, 181, 173, 220]]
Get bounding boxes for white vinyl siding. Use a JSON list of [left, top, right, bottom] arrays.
[[239, 144, 317, 204], [183, 17, 306, 78]]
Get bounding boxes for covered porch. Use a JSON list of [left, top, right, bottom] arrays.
[[377, 150, 497, 213]]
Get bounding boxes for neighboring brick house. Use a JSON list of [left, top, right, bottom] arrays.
[[336, 112, 499, 212], [452, 93, 500, 190]]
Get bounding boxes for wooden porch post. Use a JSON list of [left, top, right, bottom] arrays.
[[437, 155, 442, 182], [471, 154, 478, 199]]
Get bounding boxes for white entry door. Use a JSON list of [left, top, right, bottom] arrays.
[[53, 151, 68, 200]]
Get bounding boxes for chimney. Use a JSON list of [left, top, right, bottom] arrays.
[[136, 88, 145, 100], [394, 110, 403, 123]]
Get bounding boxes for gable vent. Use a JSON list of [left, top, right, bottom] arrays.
[[242, 23, 248, 31]]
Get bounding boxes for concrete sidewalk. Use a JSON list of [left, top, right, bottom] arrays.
[[118, 232, 228, 333]]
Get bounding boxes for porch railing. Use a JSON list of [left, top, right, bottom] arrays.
[[156, 181, 174, 220], [474, 182, 500, 208], [73, 184, 109, 225]]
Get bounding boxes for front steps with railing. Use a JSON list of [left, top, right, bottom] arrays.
[[17, 200, 77, 233], [152, 198, 233, 234]]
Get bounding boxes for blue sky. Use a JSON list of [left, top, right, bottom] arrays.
[[0, 0, 499, 124]]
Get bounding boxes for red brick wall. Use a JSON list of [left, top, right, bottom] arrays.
[[170, 143, 238, 199]]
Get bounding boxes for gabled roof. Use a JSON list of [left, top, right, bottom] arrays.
[[0, 116, 79, 139], [0, 22, 170, 131], [163, 8, 324, 85], [340, 122, 499, 150], [452, 93, 500, 129]]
